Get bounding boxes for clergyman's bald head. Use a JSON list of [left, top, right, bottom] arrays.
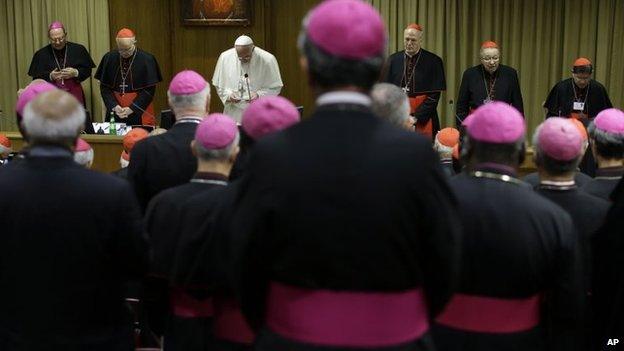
[[22, 90, 85, 142]]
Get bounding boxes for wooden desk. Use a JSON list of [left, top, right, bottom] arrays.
[[4, 132, 124, 173], [3, 131, 539, 176]]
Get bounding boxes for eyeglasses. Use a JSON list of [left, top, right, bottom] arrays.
[[49, 36, 66, 43], [480, 56, 499, 62]]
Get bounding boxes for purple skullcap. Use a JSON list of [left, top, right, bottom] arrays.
[[16, 81, 57, 117], [195, 113, 238, 149], [242, 96, 299, 140], [463, 102, 525, 143], [75, 138, 91, 152], [168, 70, 207, 95], [48, 21, 64, 31], [594, 108, 624, 134], [306, 0, 386, 60], [537, 117, 583, 161]]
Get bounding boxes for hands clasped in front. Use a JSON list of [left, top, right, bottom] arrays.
[[113, 105, 134, 119]]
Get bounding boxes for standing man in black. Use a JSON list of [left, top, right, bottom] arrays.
[[544, 58, 612, 121], [384, 23, 446, 138], [532, 117, 609, 349], [433, 102, 584, 351], [456, 41, 524, 123], [582, 108, 624, 200], [28, 21, 95, 107], [95, 28, 162, 126], [0, 90, 148, 350], [145, 114, 240, 351], [233, 1, 462, 350], [128, 70, 210, 211]]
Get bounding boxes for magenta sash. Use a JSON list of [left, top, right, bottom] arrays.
[[170, 289, 214, 318], [436, 293, 541, 333], [266, 282, 429, 348], [214, 297, 255, 344], [54, 78, 84, 105]]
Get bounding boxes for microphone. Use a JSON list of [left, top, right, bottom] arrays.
[[244, 73, 251, 101]]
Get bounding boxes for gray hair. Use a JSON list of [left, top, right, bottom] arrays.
[[532, 124, 581, 175], [167, 85, 211, 110], [22, 91, 85, 141], [434, 137, 454, 158], [195, 132, 240, 162], [74, 149, 94, 167], [588, 122, 624, 159], [370, 83, 410, 127]]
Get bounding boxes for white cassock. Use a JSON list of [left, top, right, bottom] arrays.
[[212, 46, 283, 122]]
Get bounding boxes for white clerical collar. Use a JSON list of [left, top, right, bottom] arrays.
[[540, 180, 576, 187], [175, 115, 203, 125], [316, 91, 372, 107]]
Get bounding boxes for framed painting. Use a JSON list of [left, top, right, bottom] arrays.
[[182, 0, 252, 26]]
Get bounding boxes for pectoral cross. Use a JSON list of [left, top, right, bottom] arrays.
[[402, 86, 410, 93], [119, 82, 128, 96]]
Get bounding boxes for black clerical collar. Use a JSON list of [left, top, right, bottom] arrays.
[[595, 166, 624, 179], [473, 162, 517, 177], [538, 180, 577, 191], [190, 172, 229, 186]]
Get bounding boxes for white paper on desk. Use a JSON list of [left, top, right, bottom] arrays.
[[92, 123, 130, 135]]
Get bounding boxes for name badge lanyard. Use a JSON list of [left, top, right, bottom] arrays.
[[572, 80, 590, 116]]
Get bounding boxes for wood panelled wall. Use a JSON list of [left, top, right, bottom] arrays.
[[108, 0, 322, 120]]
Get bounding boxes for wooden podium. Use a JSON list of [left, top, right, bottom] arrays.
[[4, 132, 124, 173], [3, 131, 538, 176]]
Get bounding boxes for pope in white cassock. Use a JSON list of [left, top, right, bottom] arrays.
[[212, 35, 283, 121]]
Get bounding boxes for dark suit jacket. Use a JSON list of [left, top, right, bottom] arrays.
[[128, 122, 199, 211], [0, 148, 149, 351]]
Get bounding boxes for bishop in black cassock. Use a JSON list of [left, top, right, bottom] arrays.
[[582, 108, 624, 200], [171, 96, 300, 351], [28, 21, 95, 107], [128, 70, 208, 211], [384, 24, 445, 138], [145, 114, 238, 351], [531, 117, 610, 349], [95, 28, 161, 126], [0, 89, 149, 351], [433, 104, 583, 351], [234, 4, 462, 350], [456, 41, 524, 123]]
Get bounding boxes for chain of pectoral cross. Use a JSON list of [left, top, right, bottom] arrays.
[[402, 51, 421, 93], [119, 52, 136, 95], [52, 46, 68, 86]]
